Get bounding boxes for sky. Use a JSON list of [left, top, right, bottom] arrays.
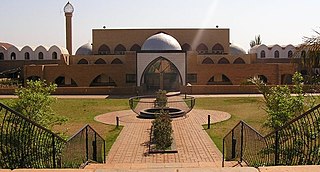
[[1, 0, 319, 53]]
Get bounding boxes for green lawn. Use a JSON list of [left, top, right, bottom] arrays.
[[195, 97, 269, 151], [51, 98, 129, 153]]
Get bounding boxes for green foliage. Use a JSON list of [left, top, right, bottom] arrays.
[[151, 110, 173, 150], [248, 72, 315, 130], [12, 80, 67, 129], [155, 89, 167, 108], [250, 35, 262, 48]]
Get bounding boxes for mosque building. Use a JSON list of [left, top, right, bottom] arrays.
[[0, 2, 297, 94]]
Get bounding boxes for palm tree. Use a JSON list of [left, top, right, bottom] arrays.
[[250, 35, 262, 48], [295, 30, 320, 84]]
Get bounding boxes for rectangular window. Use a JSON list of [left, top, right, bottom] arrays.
[[187, 74, 197, 84], [126, 74, 136, 83]]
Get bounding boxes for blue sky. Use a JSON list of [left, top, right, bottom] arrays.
[[1, 0, 319, 53]]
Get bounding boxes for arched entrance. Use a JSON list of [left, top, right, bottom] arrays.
[[141, 57, 182, 93]]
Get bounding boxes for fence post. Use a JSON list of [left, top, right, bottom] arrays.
[[116, 116, 119, 128], [208, 115, 211, 129], [222, 138, 225, 167], [52, 133, 56, 168], [240, 122, 244, 162], [86, 126, 89, 162], [275, 130, 279, 165], [103, 140, 106, 163]]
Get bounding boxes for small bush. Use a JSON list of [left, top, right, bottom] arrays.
[[155, 89, 167, 108], [151, 110, 173, 150]]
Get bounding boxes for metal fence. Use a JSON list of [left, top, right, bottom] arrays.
[[223, 103, 320, 167], [61, 124, 106, 168], [0, 103, 65, 169], [129, 95, 195, 115]]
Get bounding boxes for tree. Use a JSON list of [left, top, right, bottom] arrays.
[[12, 80, 67, 129], [155, 89, 167, 108], [295, 30, 320, 84], [248, 72, 314, 130], [250, 35, 262, 48]]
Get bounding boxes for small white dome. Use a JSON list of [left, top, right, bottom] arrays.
[[76, 43, 92, 55], [141, 33, 182, 51], [230, 44, 246, 55]]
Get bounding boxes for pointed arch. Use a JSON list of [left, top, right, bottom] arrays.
[[233, 57, 245, 64], [212, 43, 224, 54], [94, 58, 106, 64], [274, 50, 279, 58], [196, 43, 208, 54], [288, 50, 293, 58], [218, 57, 230, 64], [130, 44, 141, 51], [260, 50, 266, 58], [207, 76, 215, 85], [10, 52, 16, 60], [78, 58, 89, 64], [114, 44, 126, 55], [182, 43, 192, 51], [24, 52, 30, 60], [98, 44, 110, 55], [52, 52, 58, 59], [222, 74, 232, 85], [90, 74, 117, 86], [38, 52, 44, 60], [141, 56, 182, 92], [111, 58, 123, 64], [202, 57, 214, 64], [54, 76, 78, 87]]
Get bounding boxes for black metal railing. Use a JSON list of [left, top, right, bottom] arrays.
[[61, 124, 106, 168], [223, 103, 320, 167], [0, 103, 65, 169], [129, 95, 195, 115]]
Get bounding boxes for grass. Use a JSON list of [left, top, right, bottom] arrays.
[[51, 98, 129, 153], [196, 97, 268, 151]]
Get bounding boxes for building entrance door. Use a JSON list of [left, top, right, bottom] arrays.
[[142, 57, 182, 93]]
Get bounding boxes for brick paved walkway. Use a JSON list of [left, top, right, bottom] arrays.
[[94, 97, 230, 168]]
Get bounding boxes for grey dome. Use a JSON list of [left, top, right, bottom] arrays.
[[230, 44, 246, 55], [141, 33, 182, 51], [75, 43, 92, 55]]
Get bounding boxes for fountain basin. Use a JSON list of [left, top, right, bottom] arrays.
[[139, 107, 185, 119]]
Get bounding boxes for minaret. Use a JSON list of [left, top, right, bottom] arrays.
[[64, 2, 74, 55]]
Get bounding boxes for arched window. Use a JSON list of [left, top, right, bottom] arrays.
[[38, 52, 44, 60], [202, 57, 214, 64], [288, 50, 293, 58], [212, 43, 224, 54], [111, 58, 123, 64], [25, 52, 30, 60], [218, 57, 230, 64], [196, 43, 208, 54], [222, 74, 232, 85], [207, 76, 215, 85], [52, 52, 58, 59], [11, 52, 16, 60], [274, 50, 279, 58], [98, 44, 110, 55], [260, 50, 266, 58], [54, 76, 78, 87], [78, 58, 89, 64], [281, 74, 293, 84], [94, 58, 106, 64], [182, 43, 192, 51], [114, 44, 126, 55], [0, 53, 4, 60], [90, 74, 117, 86], [233, 57, 245, 64], [130, 44, 141, 51]]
